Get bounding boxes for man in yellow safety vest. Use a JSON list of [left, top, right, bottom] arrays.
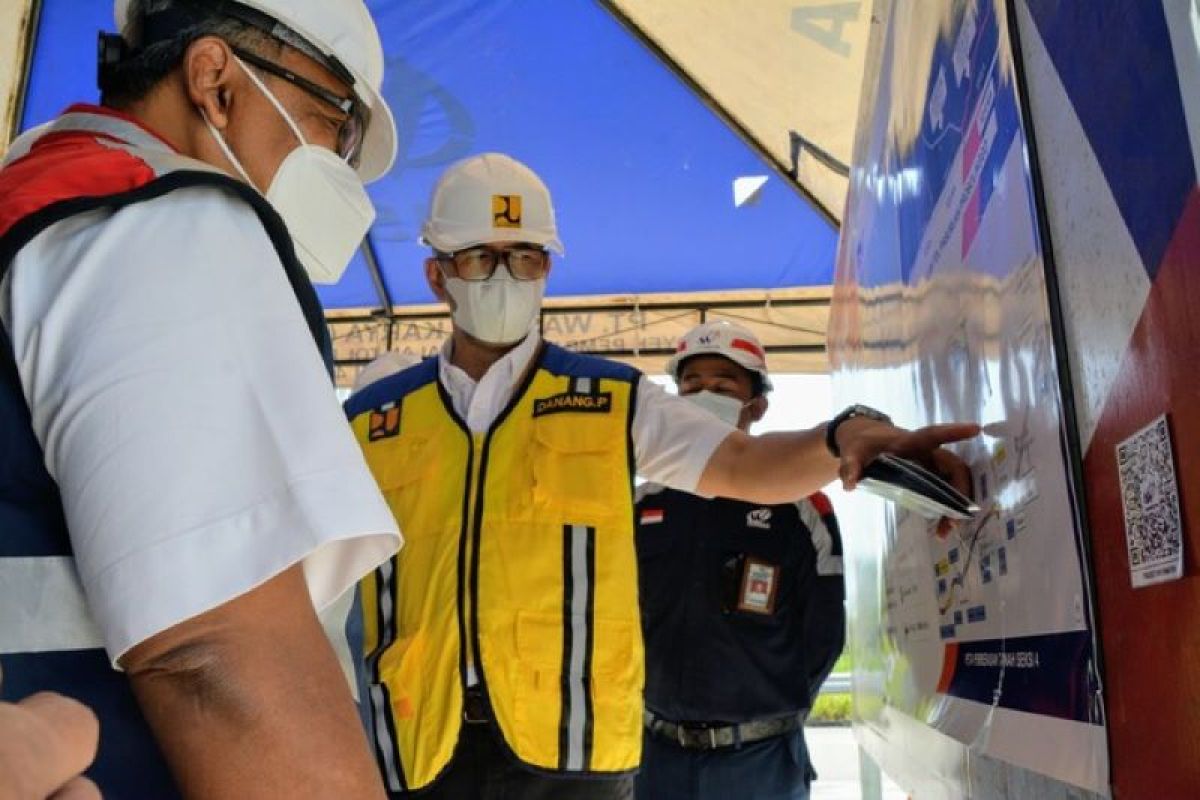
[[344, 152, 977, 798]]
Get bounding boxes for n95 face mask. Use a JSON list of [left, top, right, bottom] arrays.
[[264, 145, 375, 284], [683, 390, 746, 427], [203, 56, 376, 284], [443, 270, 545, 345]]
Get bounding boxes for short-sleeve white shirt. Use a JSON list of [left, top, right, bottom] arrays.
[[2, 176, 400, 663]]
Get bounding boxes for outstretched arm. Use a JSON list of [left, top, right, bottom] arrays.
[[696, 416, 979, 505]]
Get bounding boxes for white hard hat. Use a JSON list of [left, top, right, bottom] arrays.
[[666, 320, 773, 393], [421, 153, 564, 254], [114, 0, 397, 183]]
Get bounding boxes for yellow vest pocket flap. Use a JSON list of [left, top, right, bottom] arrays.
[[362, 431, 434, 491], [531, 423, 623, 517]]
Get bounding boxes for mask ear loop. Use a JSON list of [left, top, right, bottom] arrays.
[[233, 55, 311, 149], [199, 54, 313, 190], [200, 108, 255, 187]]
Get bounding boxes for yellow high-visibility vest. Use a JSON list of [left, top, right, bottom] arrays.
[[347, 343, 643, 792]]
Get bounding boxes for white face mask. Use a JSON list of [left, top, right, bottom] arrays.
[[443, 267, 545, 345], [202, 56, 376, 284], [683, 390, 747, 427]]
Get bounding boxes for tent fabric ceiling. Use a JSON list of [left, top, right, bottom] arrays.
[[19, 0, 838, 312], [609, 0, 872, 222]]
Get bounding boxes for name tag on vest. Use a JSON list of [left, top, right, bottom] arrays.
[[532, 391, 613, 417]]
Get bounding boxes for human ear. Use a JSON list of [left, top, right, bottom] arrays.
[[425, 258, 453, 306], [748, 394, 768, 423], [183, 37, 237, 128]]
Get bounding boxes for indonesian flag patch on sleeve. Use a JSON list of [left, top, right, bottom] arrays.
[[640, 508, 664, 525]]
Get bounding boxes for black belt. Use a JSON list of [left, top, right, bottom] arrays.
[[643, 710, 803, 750]]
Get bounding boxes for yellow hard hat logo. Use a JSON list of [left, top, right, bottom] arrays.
[[492, 194, 523, 228]]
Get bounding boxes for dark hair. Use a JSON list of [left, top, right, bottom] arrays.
[[100, 0, 280, 108]]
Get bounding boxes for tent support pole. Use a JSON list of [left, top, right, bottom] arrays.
[[7, 0, 43, 148], [358, 235, 395, 350]]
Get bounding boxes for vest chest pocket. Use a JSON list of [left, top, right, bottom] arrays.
[[362, 432, 436, 526], [531, 416, 625, 519]]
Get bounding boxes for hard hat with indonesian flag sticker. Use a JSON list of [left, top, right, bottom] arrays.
[[666, 320, 773, 393]]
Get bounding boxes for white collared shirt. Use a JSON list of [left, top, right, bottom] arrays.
[[435, 330, 735, 492]]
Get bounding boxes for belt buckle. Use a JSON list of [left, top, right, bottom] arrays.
[[462, 689, 489, 724]]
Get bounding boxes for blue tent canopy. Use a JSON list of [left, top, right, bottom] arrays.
[[20, 0, 837, 311]]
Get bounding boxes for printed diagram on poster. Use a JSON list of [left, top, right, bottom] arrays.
[[833, 0, 1108, 794], [1117, 415, 1183, 588]]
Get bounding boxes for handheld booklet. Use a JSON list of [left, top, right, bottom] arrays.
[[858, 453, 980, 520]]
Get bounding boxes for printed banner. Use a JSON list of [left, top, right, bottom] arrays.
[[830, 0, 1107, 793]]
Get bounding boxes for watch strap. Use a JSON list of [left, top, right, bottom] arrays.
[[826, 404, 891, 457]]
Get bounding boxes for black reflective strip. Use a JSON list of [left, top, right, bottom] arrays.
[[558, 524, 575, 769], [363, 560, 401, 789], [582, 526, 596, 771], [367, 558, 397, 683], [626, 375, 639, 523], [368, 681, 407, 792], [558, 523, 596, 771]]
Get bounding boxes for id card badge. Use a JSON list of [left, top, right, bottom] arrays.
[[737, 558, 780, 615]]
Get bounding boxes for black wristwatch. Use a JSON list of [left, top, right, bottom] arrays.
[[825, 404, 892, 457]]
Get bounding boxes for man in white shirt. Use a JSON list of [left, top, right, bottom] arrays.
[[345, 153, 978, 798], [0, 1, 401, 797]]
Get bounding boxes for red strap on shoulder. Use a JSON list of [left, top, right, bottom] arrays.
[[0, 132, 156, 239]]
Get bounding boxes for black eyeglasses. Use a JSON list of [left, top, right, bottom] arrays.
[[231, 46, 368, 166], [436, 245, 550, 281]]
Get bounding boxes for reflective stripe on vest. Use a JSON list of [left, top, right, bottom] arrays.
[[0, 108, 330, 799], [347, 345, 642, 791]]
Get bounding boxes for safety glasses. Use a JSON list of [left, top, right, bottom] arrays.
[[436, 245, 550, 281], [231, 46, 368, 166]]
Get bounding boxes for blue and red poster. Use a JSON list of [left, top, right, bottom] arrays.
[[830, 0, 1108, 793]]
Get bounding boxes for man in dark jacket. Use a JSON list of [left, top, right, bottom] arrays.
[[636, 321, 846, 800]]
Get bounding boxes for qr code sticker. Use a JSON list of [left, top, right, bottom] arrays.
[[1116, 415, 1183, 588]]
